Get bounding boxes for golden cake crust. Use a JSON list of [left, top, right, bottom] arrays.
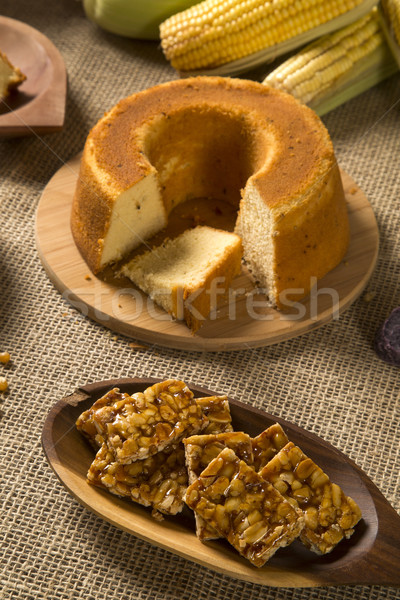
[[81, 76, 332, 207]]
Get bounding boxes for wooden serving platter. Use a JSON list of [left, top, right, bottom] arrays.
[[0, 16, 66, 137], [35, 154, 379, 351], [41, 377, 400, 588]]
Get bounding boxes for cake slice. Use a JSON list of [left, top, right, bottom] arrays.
[[120, 226, 243, 332], [0, 50, 26, 99]]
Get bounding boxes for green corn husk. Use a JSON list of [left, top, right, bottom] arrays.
[[83, 0, 200, 40], [379, 0, 400, 69]]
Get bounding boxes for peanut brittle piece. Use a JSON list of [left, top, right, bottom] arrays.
[[252, 423, 289, 471], [260, 442, 362, 554], [184, 432, 253, 540], [82, 380, 208, 463], [87, 443, 187, 516], [195, 396, 233, 434], [76, 388, 124, 449], [185, 448, 304, 567]]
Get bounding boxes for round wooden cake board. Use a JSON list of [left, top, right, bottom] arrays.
[[35, 154, 379, 352]]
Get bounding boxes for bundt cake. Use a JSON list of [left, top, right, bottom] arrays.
[[71, 76, 349, 310]]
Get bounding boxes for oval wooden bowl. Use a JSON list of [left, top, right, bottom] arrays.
[[35, 155, 379, 351], [41, 377, 400, 588]]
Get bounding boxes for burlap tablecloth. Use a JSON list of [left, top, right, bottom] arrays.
[[1, 1, 399, 598]]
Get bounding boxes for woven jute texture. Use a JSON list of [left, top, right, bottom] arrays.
[[1, 1, 400, 598]]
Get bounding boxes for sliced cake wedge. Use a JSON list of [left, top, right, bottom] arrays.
[[120, 226, 243, 332]]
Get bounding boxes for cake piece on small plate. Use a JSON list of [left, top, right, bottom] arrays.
[[185, 447, 304, 567], [259, 442, 362, 554], [184, 432, 253, 540], [0, 50, 26, 100]]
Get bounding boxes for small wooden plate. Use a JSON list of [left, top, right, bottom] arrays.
[[41, 377, 400, 588], [0, 16, 66, 137], [35, 154, 379, 351]]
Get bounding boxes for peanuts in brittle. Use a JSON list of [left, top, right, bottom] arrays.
[[184, 432, 253, 540], [259, 442, 362, 554], [251, 423, 289, 471], [81, 380, 208, 463], [87, 443, 187, 516], [195, 396, 233, 434], [185, 448, 304, 567]]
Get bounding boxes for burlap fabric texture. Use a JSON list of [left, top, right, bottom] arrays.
[[0, 1, 399, 599]]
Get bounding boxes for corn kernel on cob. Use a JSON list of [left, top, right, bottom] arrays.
[[264, 10, 389, 105], [160, 0, 367, 71], [381, 0, 400, 44]]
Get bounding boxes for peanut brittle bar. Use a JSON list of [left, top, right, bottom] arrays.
[[184, 448, 304, 567], [195, 396, 233, 434], [252, 423, 289, 471], [82, 380, 208, 463], [184, 432, 253, 483], [87, 443, 187, 516], [184, 432, 253, 540], [259, 442, 362, 554], [76, 388, 124, 449]]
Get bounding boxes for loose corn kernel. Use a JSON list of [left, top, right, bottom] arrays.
[[0, 376, 8, 392], [160, 0, 366, 71], [0, 351, 11, 364]]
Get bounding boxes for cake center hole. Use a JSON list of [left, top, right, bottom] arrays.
[[142, 107, 268, 227]]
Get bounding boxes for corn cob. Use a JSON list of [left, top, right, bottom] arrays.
[[160, 0, 367, 72], [381, 0, 400, 44], [264, 10, 395, 107]]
